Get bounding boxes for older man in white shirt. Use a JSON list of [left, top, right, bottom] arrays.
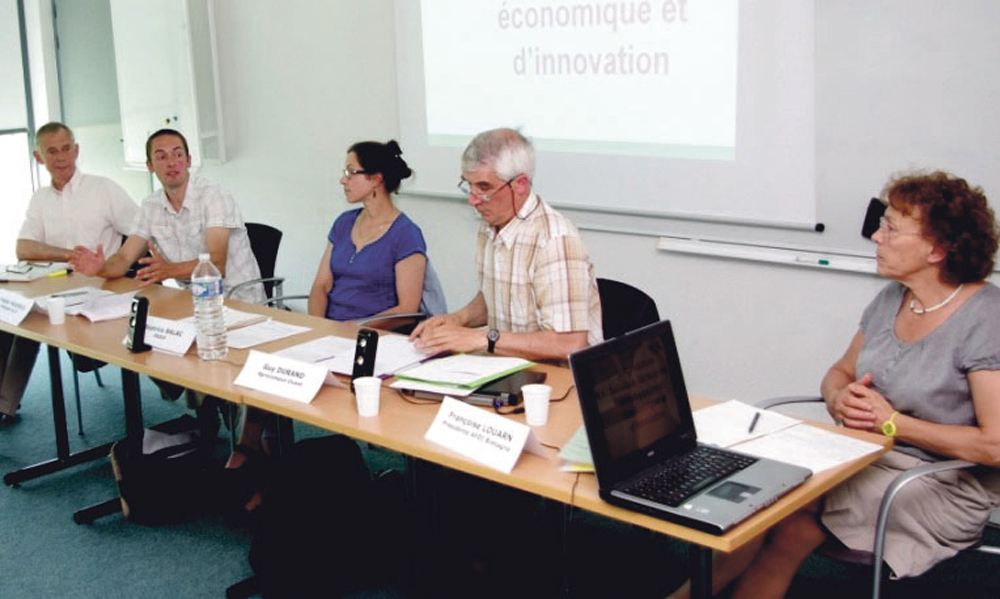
[[0, 122, 137, 419]]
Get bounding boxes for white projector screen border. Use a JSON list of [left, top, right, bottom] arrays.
[[395, 0, 818, 230]]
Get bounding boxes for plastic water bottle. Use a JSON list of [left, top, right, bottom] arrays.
[[191, 253, 228, 360]]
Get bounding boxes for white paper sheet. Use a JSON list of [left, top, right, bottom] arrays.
[[693, 399, 802, 448], [275, 335, 356, 370], [226, 319, 310, 349], [731, 424, 883, 473], [395, 354, 534, 388], [77, 291, 137, 322], [275, 334, 433, 379], [34, 287, 114, 314], [180, 306, 268, 330]]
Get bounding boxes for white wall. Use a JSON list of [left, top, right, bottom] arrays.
[[181, 0, 894, 404], [43, 1, 973, 404]]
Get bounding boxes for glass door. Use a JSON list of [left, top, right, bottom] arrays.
[[0, 0, 34, 262]]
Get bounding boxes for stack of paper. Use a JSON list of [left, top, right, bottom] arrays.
[[697, 400, 883, 472], [275, 334, 432, 381], [692, 399, 802, 448], [34, 287, 114, 315], [226, 319, 311, 349], [393, 354, 534, 389], [180, 306, 268, 331], [561, 400, 884, 475], [557, 426, 595, 472], [78, 291, 137, 322]]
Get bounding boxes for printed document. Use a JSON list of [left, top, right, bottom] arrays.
[[394, 354, 534, 388], [226, 320, 310, 349], [275, 334, 431, 378]]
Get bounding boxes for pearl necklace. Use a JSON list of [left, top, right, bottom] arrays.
[[908, 284, 964, 315]]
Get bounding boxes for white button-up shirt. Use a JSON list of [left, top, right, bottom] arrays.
[[132, 176, 264, 303], [18, 169, 137, 254]]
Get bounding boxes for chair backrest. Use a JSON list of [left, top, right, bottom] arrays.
[[419, 260, 448, 316], [596, 278, 660, 340], [245, 222, 283, 298]]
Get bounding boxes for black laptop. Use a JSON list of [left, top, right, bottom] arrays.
[[569, 320, 811, 535]]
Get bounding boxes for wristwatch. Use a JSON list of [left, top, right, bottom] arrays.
[[487, 328, 500, 354], [881, 411, 900, 437]]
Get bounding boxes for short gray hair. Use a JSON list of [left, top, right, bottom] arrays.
[[35, 122, 74, 150], [461, 128, 535, 181]]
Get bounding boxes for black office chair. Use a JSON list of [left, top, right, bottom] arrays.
[[227, 222, 285, 301], [758, 395, 1000, 598], [596, 278, 660, 339]]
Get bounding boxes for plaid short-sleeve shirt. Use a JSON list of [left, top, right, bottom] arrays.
[[476, 193, 603, 347], [132, 176, 264, 303]]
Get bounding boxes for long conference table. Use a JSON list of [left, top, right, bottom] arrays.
[[0, 274, 891, 598]]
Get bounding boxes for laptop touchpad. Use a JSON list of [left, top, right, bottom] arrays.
[[707, 481, 760, 503]]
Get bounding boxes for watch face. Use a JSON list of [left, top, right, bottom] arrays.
[[882, 420, 897, 437], [487, 329, 500, 342]]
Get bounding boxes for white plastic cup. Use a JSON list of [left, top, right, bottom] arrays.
[[353, 376, 381, 417], [522, 384, 552, 426], [48, 297, 66, 325]]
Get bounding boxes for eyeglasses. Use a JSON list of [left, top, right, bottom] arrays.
[[877, 216, 923, 240], [457, 177, 515, 202], [342, 168, 368, 178]]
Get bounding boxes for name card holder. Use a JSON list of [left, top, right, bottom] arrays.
[[144, 316, 197, 355], [234, 350, 327, 404], [0, 290, 34, 326], [425, 397, 544, 474]]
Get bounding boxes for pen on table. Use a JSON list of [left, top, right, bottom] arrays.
[[50, 290, 88, 298], [748, 412, 761, 434], [47, 268, 71, 278]]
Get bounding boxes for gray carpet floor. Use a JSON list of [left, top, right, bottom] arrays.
[[1, 351, 999, 598]]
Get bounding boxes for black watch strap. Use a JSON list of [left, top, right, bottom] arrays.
[[487, 328, 500, 353]]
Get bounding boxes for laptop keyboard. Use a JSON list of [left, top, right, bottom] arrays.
[[621, 445, 758, 507]]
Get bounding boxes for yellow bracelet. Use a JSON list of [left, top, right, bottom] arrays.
[[881, 411, 900, 438]]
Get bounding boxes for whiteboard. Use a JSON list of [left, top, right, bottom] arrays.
[[396, 0, 818, 230], [395, 0, 1000, 263]]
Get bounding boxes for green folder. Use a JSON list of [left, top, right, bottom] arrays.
[[394, 354, 536, 389]]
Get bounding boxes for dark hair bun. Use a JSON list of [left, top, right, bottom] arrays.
[[348, 139, 414, 194]]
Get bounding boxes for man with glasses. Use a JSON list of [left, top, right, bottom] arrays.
[[1, 122, 138, 420], [411, 127, 602, 361]]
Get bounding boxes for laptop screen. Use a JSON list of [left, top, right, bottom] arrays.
[[570, 321, 698, 479]]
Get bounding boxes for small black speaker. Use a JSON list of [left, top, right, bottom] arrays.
[[350, 328, 379, 389], [126, 296, 152, 353], [861, 197, 887, 239]]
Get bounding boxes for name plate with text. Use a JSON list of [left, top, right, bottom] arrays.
[[145, 317, 197, 355], [234, 350, 327, 404], [425, 397, 543, 474], [0, 289, 33, 326]]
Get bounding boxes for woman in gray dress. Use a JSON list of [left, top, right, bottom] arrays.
[[670, 171, 1000, 599]]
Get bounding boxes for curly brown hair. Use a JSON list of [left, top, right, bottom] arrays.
[[884, 171, 999, 283]]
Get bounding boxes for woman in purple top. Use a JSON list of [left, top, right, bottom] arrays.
[[308, 140, 426, 324], [225, 141, 426, 516]]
